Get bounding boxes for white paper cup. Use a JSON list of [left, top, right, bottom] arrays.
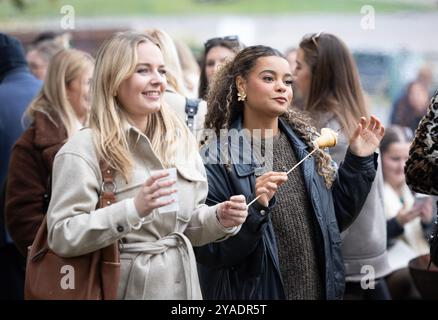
[[150, 168, 179, 214]]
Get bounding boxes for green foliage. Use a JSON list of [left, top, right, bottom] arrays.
[[0, 0, 434, 21]]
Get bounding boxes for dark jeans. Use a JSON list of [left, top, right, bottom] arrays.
[[0, 243, 25, 300]]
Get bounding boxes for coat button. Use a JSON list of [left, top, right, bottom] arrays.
[[260, 210, 266, 215], [117, 225, 124, 233]]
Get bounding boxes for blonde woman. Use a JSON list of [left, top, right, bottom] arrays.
[[174, 38, 201, 98], [145, 28, 207, 142], [45, 31, 247, 300], [5, 49, 94, 256]]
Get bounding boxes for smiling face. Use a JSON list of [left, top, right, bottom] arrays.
[[293, 48, 312, 101], [382, 141, 411, 190], [116, 41, 167, 123], [237, 55, 293, 119]]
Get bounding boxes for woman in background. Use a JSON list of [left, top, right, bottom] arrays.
[[293, 32, 392, 299], [6, 49, 94, 255], [198, 35, 243, 100], [381, 125, 433, 299], [145, 29, 207, 142]]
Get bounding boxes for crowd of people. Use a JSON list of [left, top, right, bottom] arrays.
[[0, 28, 437, 300]]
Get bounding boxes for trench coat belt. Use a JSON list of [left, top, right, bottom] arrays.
[[119, 232, 200, 299]]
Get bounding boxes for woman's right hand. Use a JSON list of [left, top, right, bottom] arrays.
[[395, 204, 421, 226], [133, 172, 176, 217], [255, 171, 288, 207], [217, 195, 248, 228]]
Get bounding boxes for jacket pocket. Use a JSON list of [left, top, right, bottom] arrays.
[[175, 165, 207, 223]]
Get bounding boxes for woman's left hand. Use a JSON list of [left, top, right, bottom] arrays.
[[349, 115, 385, 157]]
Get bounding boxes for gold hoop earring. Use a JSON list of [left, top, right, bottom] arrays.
[[237, 91, 247, 102]]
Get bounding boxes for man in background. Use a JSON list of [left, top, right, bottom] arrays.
[[0, 33, 42, 299]]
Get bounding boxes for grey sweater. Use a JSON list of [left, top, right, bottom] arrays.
[[255, 131, 323, 299], [315, 112, 391, 281]]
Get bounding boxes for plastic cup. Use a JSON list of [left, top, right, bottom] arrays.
[[150, 168, 179, 214]]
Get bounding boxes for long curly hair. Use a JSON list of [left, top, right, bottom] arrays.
[[203, 45, 336, 187]]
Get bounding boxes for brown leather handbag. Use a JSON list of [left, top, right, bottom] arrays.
[[24, 163, 120, 300]]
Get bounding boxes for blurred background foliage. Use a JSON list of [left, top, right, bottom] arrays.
[[0, 0, 436, 20]]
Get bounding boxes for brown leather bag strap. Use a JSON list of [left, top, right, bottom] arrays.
[[99, 160, 116, 209], [97, 161, 120, 300], [98, 161, 119, 266]]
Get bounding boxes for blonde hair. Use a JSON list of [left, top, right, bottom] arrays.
[[174, 39, 201, 96], [26, 49, 94, 138], [89, 31, 195, 182], [144, 28, 189, 96]]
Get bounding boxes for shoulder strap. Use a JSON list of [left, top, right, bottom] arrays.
[[98, 161, 119, 267], [185, 98, 200, 133], [99, 160, 116, 209]]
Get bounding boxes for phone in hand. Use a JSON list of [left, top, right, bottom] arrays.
[[413, 194, 430, 209]]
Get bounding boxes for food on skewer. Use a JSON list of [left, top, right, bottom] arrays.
[[248, 127, 338, 208], [315, 128, 338, 148]]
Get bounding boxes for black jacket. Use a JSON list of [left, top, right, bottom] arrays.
[[195, 117, 378, 300]]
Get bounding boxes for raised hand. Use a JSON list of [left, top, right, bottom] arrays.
[[255, 171, 288, 207], [349, 115, 385, 157], [217, 195, 248, 228], [133, 171, 177, 217]]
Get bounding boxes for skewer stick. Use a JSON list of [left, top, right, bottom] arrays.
[[286, 148, 318, 175], [246, 148, 318, 208]]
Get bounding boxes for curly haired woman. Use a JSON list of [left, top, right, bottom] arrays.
[[195, 45, 385, 300]]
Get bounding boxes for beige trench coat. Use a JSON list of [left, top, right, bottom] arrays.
[[46, 125, 239, 300]]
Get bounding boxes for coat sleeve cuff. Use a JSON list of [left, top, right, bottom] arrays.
[[344, 149, 378, 171], [205, 204, 240, 242], [213, 204, 240, 234], [125, 198, 148, 230], [249, 196, 276, 218]]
